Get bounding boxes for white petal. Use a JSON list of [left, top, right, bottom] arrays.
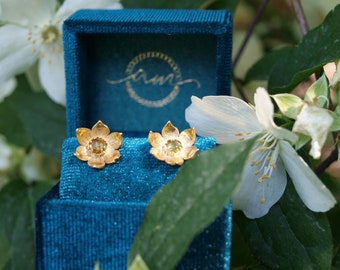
[[185, 96, 262, 144], [232, 153, 287, 219], [0, 0, 56, 26], [0, 78, 17, 103], [254, 87, 298, 143], [254, 87, 275, 130], [38, 52, 66, 105], [279, 140, 336, 212], [55, 0, 122, 21], [0, 25, 37, 81], [293, 104, 333, 159], [0, 136, 12, 170]]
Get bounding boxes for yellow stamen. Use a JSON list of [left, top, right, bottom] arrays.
[[251, 160, 260, 166], [258, 174, 270, 182]]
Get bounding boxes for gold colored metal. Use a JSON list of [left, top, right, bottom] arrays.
[[74, 120, 122, 169], [148, 121, 198, 166]]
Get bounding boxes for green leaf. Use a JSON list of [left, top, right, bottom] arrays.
[[304, 74, 329, 108], [0, 181, 53, 270], [245, 47, 293, 83], [271, 93, 304, 119], [267, 5, 340, 93], [294, 133, 310, 151], [9, 91, 66, 158], [128, 255, 150, 270], [235, 180, 333, 270], [330, 104, 340, 131], [0, 75, 32, 148], [0, 101, 32, 148], [0, 233, 11, 269], [128, 137, 258, 270], [330, 111, 340, 131], [333, 245, 340, 269]]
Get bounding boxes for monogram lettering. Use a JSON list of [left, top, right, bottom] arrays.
[[106, 52, 201, 108]]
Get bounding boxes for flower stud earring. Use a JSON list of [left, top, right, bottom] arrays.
[[74, 120, 122, 169], [148, 121, 198, 166]]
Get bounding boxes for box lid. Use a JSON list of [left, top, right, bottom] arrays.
[[63, 9, 232, 136]]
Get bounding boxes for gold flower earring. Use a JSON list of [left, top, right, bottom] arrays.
[[74, 120, 122, 169], [148, 121, 198, 166]]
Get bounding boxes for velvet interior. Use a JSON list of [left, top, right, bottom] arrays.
[[63, 9, 232, 135], [78, 33, 217, 133]]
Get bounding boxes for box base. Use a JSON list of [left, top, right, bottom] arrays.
[[36, 184, 232, 269]]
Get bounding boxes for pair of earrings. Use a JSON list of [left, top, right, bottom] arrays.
[[74, 120, 198, 169]]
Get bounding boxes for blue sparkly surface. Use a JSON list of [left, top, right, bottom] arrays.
[[59, 136, 216, 202], [36, 184, 232, 269], [37, 9, 233, 270]]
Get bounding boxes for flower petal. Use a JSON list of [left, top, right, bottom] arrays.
[[0, 136, 12, 170], [76, 128, 92, 146], [74, 145, 89, 161], [293, 103, 333, 159], [254, 88, 298, 143], [254, 87, 275, 130], [148, 131, 164, 148], [0, 77, 17, 103], [55, 0, 122, 21], [165, 156, 184, 166], [88, 157, 105, 169], [0, 25, 37, 81], [162, 121, 179, 139], [181, 146, 198, 160], [0, 0, 56, 26], [150, 147, 165, 161], [91, 121, 110, 137], [179, 127, 196, 146], [38, 51, 66, 105], [185, 96, 262, 144], [279, 140, 336, 212], [232, 154, 287, 219], [106, 132, 122, 150], [104, 149, 120, 164]]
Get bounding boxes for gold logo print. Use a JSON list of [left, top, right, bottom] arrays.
[[107, 51, 201, 108]]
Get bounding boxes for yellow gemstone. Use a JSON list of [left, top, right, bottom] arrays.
[[165, 139, 183, 155], [88, 137, 107, 155]]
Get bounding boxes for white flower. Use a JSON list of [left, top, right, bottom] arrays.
[[293, 103, 333, 159], [185, 87, 336, 218], [0, 0, 122, 105], [0, 77, 16, 103], [20, 147, 60, 183], [0, 135, 12, 172]]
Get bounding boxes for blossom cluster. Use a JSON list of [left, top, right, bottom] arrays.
[[0, 0, 122, 105], [185, 76, 339, 218]]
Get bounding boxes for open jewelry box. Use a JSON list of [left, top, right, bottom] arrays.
[[36, 9, 233, 269]]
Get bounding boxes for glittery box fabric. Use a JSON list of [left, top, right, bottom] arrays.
[[36, 9, 233, 269]]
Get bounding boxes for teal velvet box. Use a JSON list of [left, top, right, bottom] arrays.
[[36, 9, 233, 269]]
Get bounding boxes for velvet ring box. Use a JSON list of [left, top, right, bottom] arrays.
[[36, 9, 233, 269]]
